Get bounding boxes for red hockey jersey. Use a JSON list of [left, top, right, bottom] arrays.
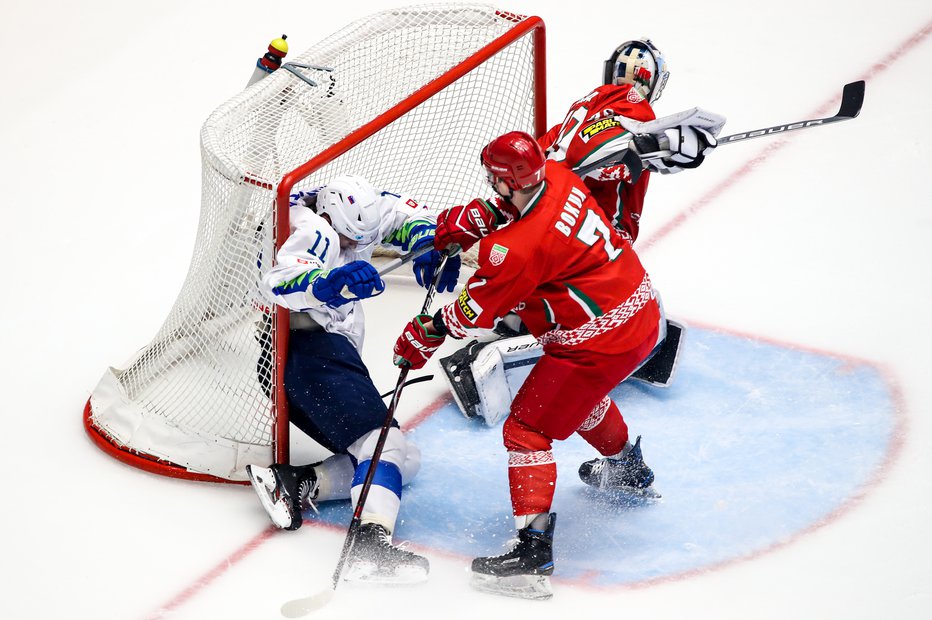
[[439, 161, 660, 356], [538, 83, 656, 243]]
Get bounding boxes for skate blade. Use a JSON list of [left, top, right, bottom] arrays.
[[246, 466, 295, 529], [582, 484, 662, 507], [343, 560, 429, 585], [614, 484, 662, 499], [469, 572, 553, 600], [592, 480, 662, 500]]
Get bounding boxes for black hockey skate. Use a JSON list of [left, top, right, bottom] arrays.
[[470, 514, 556, 600], [578, 436, 660, 498], [245, 463, 319, 530], [345, 522, 430, 584]]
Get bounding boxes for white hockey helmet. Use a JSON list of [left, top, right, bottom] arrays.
[[315, 174, 381, 248], [603, 39, 670, 104]]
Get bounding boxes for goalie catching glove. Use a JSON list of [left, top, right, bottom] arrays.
[[434, 198, 506, 253], [633, 125, 718, 174], [393, 314, 446, 370], [312, 260, 385, 307]]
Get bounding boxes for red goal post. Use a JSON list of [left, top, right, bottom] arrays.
[[83, 5, 546, 483]]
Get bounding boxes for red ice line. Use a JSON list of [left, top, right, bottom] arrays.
[[145, 527, 277, 619], [638, 17, 932, 253], [146, 18, 931, 618]]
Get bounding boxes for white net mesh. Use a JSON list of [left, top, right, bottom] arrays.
[[86, 4, 543, 481]]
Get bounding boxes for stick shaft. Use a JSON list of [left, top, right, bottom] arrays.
[[716, 80, 864, 145], [575, 81, 865, 176], [329, 250, 453, 588]]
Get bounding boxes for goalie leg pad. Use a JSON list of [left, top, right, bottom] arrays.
[[442, 316, 683, 427], [630, 319, 686, 387], [439, 339, 488, 419], [440, 334, 542, 426]]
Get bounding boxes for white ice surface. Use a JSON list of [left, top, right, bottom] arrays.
[[1, 1, 930, 618]]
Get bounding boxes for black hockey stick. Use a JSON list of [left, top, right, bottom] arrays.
[[574, 81, 865, 177], [716, 80, 864, 145], [379, 374, 434, 399], [281, 250, 454, 618]]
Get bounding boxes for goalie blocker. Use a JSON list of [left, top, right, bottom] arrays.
[[441, 318, 685, 426]]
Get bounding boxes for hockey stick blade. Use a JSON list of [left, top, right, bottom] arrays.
[[717, 80, 865, 145], [280, 587, 335, 618]]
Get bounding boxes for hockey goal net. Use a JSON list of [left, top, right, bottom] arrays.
[[83, 4, 546, 482]]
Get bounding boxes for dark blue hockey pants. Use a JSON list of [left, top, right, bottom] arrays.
[[284, 329, 396, 454]]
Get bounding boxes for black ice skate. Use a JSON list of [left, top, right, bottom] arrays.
[[245, 463, 319, 530], [345, 522, 430, 584], [470, 513, 556, 600], [578, 436, 660, 498]]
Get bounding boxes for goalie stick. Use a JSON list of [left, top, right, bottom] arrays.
[[717, 80, 864, 145], [574, 81, 865, 177], [280, 249, 455, 619]]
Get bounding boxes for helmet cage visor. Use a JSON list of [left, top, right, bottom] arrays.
[[603, 39, 669, 103]]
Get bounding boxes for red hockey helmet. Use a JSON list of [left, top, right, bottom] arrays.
[[480, 131, 546, 191]]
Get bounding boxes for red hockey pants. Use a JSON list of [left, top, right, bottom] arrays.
[[502, 325, 658, 516]]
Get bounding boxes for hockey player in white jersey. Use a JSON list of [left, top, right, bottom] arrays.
[[245, 174, 460, 584]]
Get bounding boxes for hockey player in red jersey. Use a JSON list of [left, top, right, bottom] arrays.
[[454, 39, 718, 246], [434, 38, 720, 253], [393, 132, 664, 599], [436, 40, 722, 422], [540, 38, 665, 242]]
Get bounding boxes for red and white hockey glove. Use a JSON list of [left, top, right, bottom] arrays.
[[393, 314, 446, 370], [434, 198, 503, 253]]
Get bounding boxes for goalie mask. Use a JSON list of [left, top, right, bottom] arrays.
[[603, 39, 669, 104], [315, 174, 381, 248]]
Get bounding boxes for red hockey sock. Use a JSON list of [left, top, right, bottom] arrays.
[[576, 396, 629, 456], [503, 414, 557, 517], [507, 450, 557, 516]]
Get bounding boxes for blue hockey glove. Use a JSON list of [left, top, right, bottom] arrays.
[[312, 260, 385, 307], [411, 229, 437, 287], [436, 253, 461, 293], [412, 239, 461, 293]]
